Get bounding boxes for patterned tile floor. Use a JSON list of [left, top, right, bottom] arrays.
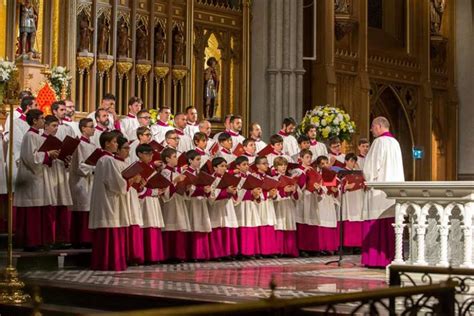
[[22, 255, 388, 303]]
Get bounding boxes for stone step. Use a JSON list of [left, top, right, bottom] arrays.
[[0, 249, 91, 271]]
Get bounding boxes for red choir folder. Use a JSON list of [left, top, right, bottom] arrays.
[[216, 172, 241, 189], [151, 150, 162, 162], [249, 163, 258, 173], [146, 172, 172, 189], [241, 174, 263, 190], [287, 162, 300, 171], [149, 140, 165, 152], [261, 177, 280, 191], [344, 173, 365, 191], [84, 148, 105, 166], [322, 168, 338, 187], [332, 159, 346, 168], [177, 152, 188, 168], [306, 169, 322, 192], [39, 135, 63, 152], [277, 175, 298, 189], [209, 142, 219, 156], [195, 171, 216, 186], [57, 135, 80, 161], [227, 160, 238, 171], [200, 160, 213, 173], [232, 143, 246, 157], [257, 144, 273, 157]]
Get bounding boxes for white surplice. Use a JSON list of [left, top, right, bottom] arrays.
[[310, 141, 328, 161], [150, 121, 173, 144], [280, 133, 299, 157], [120, 114, 140, 142], [5, 118, 29, 192], [160, 167, 191, 231], [69, 138, 96, 212], [86, 111, 115, 130]]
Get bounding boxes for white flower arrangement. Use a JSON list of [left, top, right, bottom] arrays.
[[297, 105, 356, 141], [0, 59, 16, 82], [49, 66, 72, 98]]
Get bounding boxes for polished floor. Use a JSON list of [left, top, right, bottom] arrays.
[[22, 255, 387, 303]]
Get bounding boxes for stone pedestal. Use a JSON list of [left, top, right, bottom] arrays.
[[15, 60, 47, 94]]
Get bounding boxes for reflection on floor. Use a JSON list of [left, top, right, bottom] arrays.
[[22, 255, 387, 303]]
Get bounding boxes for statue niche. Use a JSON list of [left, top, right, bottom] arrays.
[[135, 24, 149, 60], [204, 57, 219, 119], [117, 22, 131, 58], [78, 13, 94, 53], [18, 0, 40, 59], [154, 26, 166, 64], [172, 27, 185, 66], [98, 17, 110, 55], [430, 0, 446, 35]]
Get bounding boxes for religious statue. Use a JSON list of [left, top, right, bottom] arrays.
[[117, 23, 131, 58], [172, 29, 185, 65], [154, 28, 166, 63], [98, 19, 110, 55], [135, 27, 148, 60], [18, 0, 38, 58], [78, 14, 94, 53], [335, 0, 350, 14], [430, 0, 446, 35], [203, 57, 219, 119]]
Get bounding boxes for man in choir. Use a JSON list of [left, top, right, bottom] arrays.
[[357, 138, 370, 170], [173, 112, 193, 152], [184, 106, 199, 138], [212, 114, 233, 141], [226, 115, 245, 150], [120, 96, 143, 141], [249, 122, 267, 153], [51, 101, 76, 141], [278, 118, 299, 157], [199, 120, 217, 153], [151, 106, 173, 143], [63, 99, 81, 137], [362, 116, 404, 268], [91, 109, 110, 146], [4, 90, 33, 133], [87, 93, 118, 130], [305, 124, 328, 159], [14, 109, 59, 250]]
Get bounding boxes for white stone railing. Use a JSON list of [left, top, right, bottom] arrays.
[[366, 182, 474, 268]]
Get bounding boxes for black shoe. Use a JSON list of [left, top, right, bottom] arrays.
[[299, 251, 310, 257]]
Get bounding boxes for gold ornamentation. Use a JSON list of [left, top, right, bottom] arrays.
[[154, 66, 170, 80], [172, 69, 187, 81], [97, 58, 114, 75], [116, 61, 133, 79], [136, 63, 152, 78], [76, 56, 94, 75], [0, 267, 30, 304]]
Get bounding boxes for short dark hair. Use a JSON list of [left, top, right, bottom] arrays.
[[185, 106, 196, 113], [136, 126, 150, 138], [79, 118, 94, 133], [269, 134, 284, 145], [165, 129, 177, 140], [249, 122, 260, 133], [103, 93, 116, 101], [19, 90, 33, 101], [282, 117, 296, 127], [161, 147, 177, 162], [345, 153, 358, 162], [243, 138, 255, 147], [186, 149, 200, 163], [297, 135, 310, 145], [26, 109, 43, 126], [128, 96, 143, 107], [51, 100, 66, 113], [99, 131, 118, 149], [159, 106, 170, 113], [254, 156, 267, 165], [95, 108, 107, 120], [315, 155, 329, 166], [20, 96, 36, 112], [44, 115, 59, 126], [117, 135, 129, 150], [230, 115, 242, 123], [212, 157, 226, 168], [137, 109, 149, 118], [358, 138, 369, 146], [193, 132, 207, 144], [304, 124, 317, 135], [136, 143, 153, 155], [299, 148, 312, 158], [234, 155, 249, 166], [218, 132, 231, 143], [329, 136, 341, 146]]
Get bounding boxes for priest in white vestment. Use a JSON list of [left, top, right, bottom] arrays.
[[362, 116, 404, 267]]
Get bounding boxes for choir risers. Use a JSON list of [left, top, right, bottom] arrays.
[[366, 181, 474, 269]]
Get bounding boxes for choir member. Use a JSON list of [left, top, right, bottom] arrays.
[[226, 115, 245, 150], [136, 109, 153, 129], [14, 109, 58, 250], [69, 118, 96, 246], [184, 106, 199, 138], [199, 120, 217, 153], [328, 136, 345, 165], [129, 126, 153, 163], [208, 157, 239, 259], [135, 144, 165, 263], [120, 96, 142, 142], [362, 117, 404, 267], [3, 90, 33, 135], [357, 138, 370, 170], [291, 135, 310, 163], [87, 93, 118, 130], [164, 130, 180, 152], [272, 157, 299, 257], [185, 150, 212, 260], [193, 132, 211, 168], [63, 99, 81, 137], [242, 138, 256, 164], [89, 131, 140, 271], [249, 122, 267, 153], [305, 124, 328, 159], [91, 109, 110, 147], [266, 134, 290, 167], [278, 117, 299, 157], [160, 147, 191, 261], [174, 113, 194, 153], [51, 101, 76, 141], [216, 132, 235, 163], [151, 106, 173, 143], [212, 114, 233, 142]]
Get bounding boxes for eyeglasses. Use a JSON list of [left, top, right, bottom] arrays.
[[168, 137, 180, 140], [139, 116, 151, 120], [143, 133, 152, 136], [85, 125, 94, 128]]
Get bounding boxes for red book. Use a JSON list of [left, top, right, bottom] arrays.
[[151, 150, 162, 162], [121, 162, 144, 180], [217, 172, 241, 189], [84, 148, 105, 166], [257, 144, 274, 157], [277, 175, 298, 189], [200, 160, 213, 173], [344, 173, 365, 191], [149, 140, 165, 152], [306, 169, 322, 192], [249, 163, 258, 173], [287, 162, 300, 171], [195, 171, 216, 186], [241, 174, 263, 190], [322, 168, 338, 187], [39, 135, 63, 152], [58, 135, 80, 161], [209, 142, 219, 156], [333, 159, 346, 168], [177, 152, 188, 168], [232, 143, 245, 156], [146, 172, 172, 189], [261, 177, 280, 191]]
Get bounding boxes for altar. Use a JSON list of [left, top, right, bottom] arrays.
[[367, 182, 474, 269]]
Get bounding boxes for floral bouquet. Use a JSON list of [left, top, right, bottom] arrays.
[[0, 59, 16, 82], [297, 105, 356, 141], [49, 66, 72, 99]]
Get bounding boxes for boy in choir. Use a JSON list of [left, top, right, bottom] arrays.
[[266, 134, 290, 167], [91, 109, 110, 147], [278, 117, 299, 157], [272, 157, 298, 257], [357, 138, 370, 170], [69, 118, 96, 247], [129, 126, 153, 163], [226, 115, 245, 150], [160, 147, 191, 261], [242, 138, 257, 164], [253, 156, 278, 256], [136, 109, 152, 128], [233, 156, 262, 258], [305, 124, 328, 159], [89, 131, 141, 271], [328, 136, 346, 165], [120, 96, 142, 141], [43, 115, 74, 247], [341, 153, 364, 250], [14, 109, 59, 250], [193, 132, 211, 169], [63, 99, 81, 137], [164, 130, 180, 152], [185, 150, 212, 260], [216, 132, 236, 163], [87, 94, 118, 130], [135, 144, 165, 263], [184, 106, 199, 138], [291, 135, 311, 163], [249, 123, 267, 153], [151, 106, 173, 143], [51, 101, 75, 141], [208, 157, 239, 259], [174, 112, 194, 152], [114, 136, 145, 265]]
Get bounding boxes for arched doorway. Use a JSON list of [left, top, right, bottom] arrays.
[[370, 84, 414, 180]]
